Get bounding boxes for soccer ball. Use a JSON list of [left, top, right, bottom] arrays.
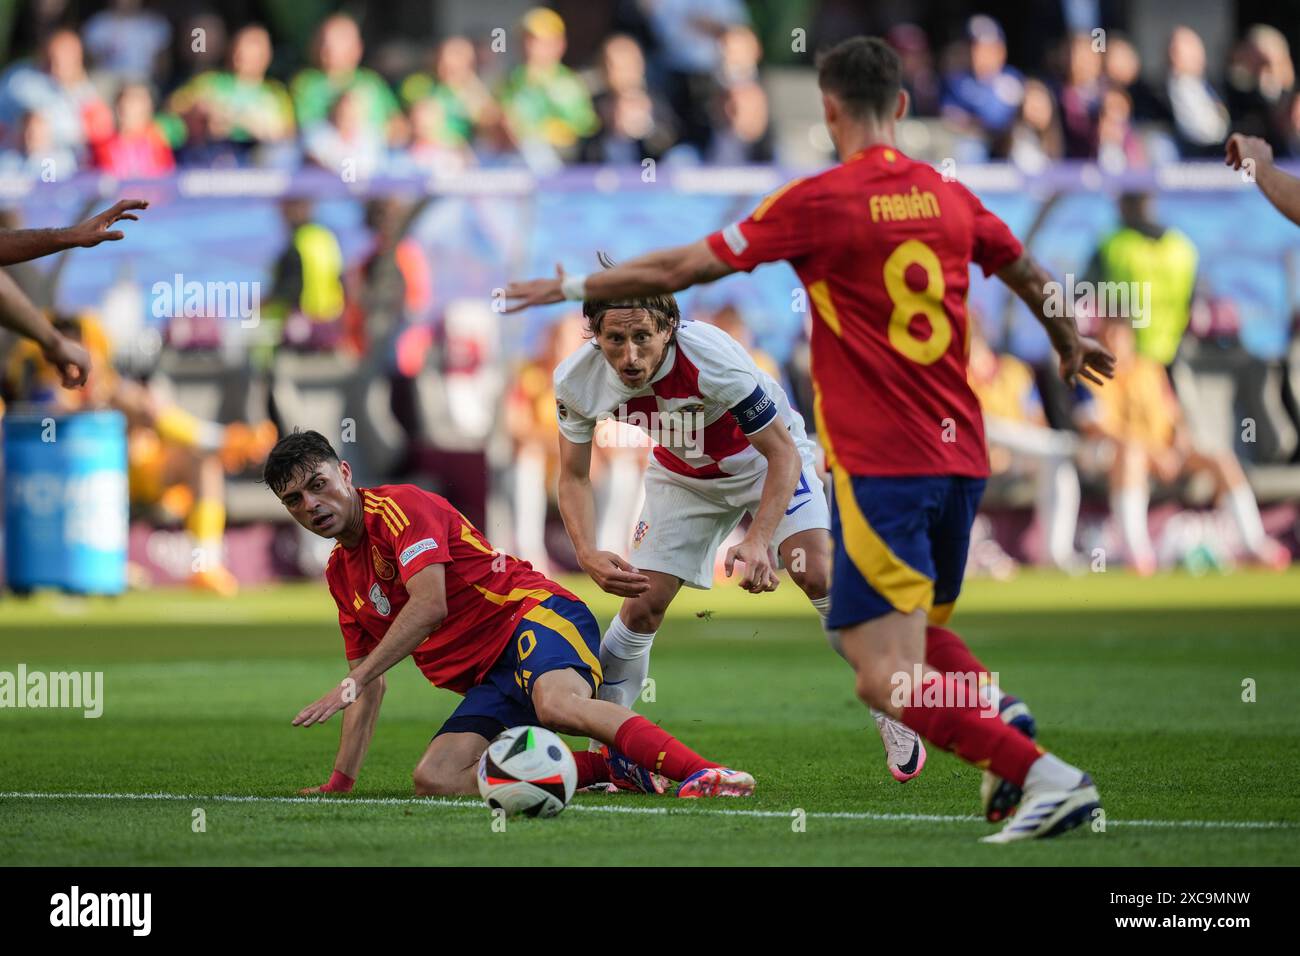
[[477, 725, 577, 818]]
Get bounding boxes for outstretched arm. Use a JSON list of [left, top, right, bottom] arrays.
[[1226, 133, 1300, 227], [0, 199, 149, 266], [0, 270, 91, 387], [504, 239, 734, 311], [995, 253, 1115, 387], [293, 564, 447, 727], [299, 654, 387, 795], [557, 433, 650, 598]]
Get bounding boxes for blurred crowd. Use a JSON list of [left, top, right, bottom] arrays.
[[1, 2, 1296, 179], [0, 1, 775, 179], [911, 15, 1300, 170]]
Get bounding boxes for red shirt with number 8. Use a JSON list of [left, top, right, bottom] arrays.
[[705, 144, 1022, 478]]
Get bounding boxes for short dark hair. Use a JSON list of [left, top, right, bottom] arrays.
[[581, 251, 680, 340], [262, 429, 339, 496], [816, 36, 902, 121]]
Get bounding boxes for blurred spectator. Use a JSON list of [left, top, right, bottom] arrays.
[[968, 320, 1081, 570], [303, 88, 387, 180], [267, 199, 346, 353], [1226, 25, 1295, 156], [4, 313, 276, 596], [888, 23, 941, 118], [0, 110, 78, 180], [705, 80, 774, 164], [941, 15, 1025, 140], [345, 197, 432, 355], [292, 14, 400, 143], [172, 12, 228, 86], [0, 28, 113, 159], [398, 97, 475, 176], [81, 0, 171, 85], [1089, 192, 1198, 368], [93, 83, 175, 178], [1096, 86, 1146, 171], [499, 8, 598, 159], [994, 77, 1064, 172], [1166, 25, 1229, 157], [1103, 32, 1167, 123], [581, 34, 678, 163], [400, 36, 496, 148], [716, 24, 762, 88], [1076, 316, 1289, 573], [1057, 32, 1102, 158], [643, 0, 750, 150], [165, 24, 295, 167]]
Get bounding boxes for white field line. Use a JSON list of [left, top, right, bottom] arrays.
[[0, 791, 1294, 831]]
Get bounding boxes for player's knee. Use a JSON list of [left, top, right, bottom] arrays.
[[619, 604, 664, 637], [853, 655, 905, 712], [413, 759, 463, 797], [792, 563, 830, 601], [532, 688, 583, 734]]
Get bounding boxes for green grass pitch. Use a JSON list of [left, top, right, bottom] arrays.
[[2, 568, 1298, 866]]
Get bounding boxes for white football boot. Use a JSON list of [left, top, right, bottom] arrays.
[[872, 710, 927, 782], [981, 773, 1101, 843]]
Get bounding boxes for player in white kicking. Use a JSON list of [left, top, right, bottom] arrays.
[[552, 266, 926, 782]]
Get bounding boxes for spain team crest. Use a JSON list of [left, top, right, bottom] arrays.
[[633, 520, 650, 549], [371, 545, 396, 581]]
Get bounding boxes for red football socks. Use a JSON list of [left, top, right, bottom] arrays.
[[613, 715, 720, 781], [572, 750, 610, 788], [925, 625, 989, 677], [901, 674, 1041, 787]]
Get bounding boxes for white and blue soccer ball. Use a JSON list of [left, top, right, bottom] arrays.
[[477, 725, 577, 818]]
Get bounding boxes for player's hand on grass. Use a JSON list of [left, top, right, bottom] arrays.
[[503, 262, 566, 313], [68, 198, 149, 248], [1058, 334, 1115, 388], [292, 678, 358, 727], [42, 331, 92, 388], [726, 536, 779, 593], [580, 550, 650, 597], [299, 770, 354, 795], [1225, 133, 1273, 175]]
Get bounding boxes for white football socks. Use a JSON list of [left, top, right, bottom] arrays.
[[597, 615, 656, 710], [1225, 482, 1267, 555], [809, 594, 848, 660], [1024, 753, 1085, 793], [1112, 485, 1155, 568]]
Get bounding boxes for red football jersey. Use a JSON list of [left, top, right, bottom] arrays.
[[706, 144, 1023, 478], [325, 485, 577, 694]]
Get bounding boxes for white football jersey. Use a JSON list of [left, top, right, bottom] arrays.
[[552, 320, 811, 479]]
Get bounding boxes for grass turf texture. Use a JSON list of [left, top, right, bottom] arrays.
[[1, 569, 1298, 866]]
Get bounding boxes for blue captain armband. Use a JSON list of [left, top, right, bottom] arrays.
[[732, 385, 778, 434]]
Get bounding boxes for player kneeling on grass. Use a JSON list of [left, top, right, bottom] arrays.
[[264, 430, 752, 799]]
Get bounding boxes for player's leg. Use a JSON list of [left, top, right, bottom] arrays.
[[829, 469, 1099, 842], [1109, 439, 1157, 574], [1186, 447, 1288, 568], [523, 595, 754, 797], [927, 477, 1038, 820], [778, 523, 927, 782], [413, 731, 492, 796], [597, 570, 681, 710], [596, 464, 733, 710], [414, 670, 537, 795]]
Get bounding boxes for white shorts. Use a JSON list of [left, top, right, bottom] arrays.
[[630, 445, 831, 589]]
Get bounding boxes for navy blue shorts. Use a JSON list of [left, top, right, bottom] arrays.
[[434, 595, 603, 740], [827, 469, 986, 630]]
